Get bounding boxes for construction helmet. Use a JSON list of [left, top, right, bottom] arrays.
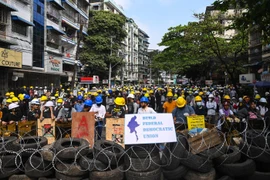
[[199, 91, 204, 96], [259, 97, 267, 103], [142, 88, 147, 91], [176, 97, 186, 108], [95, 96, 103, 104], [114, 97, 125, 106], [140, 96, 149, 103], [167, 92, 173, 97], [6, 99, 12, 104], [40, 96, 48, 101], [255, 94, 261, 100], [195, 96, 202, 102], [12, 97, 19, 102], [174, 94, 178, 98], [224, 95, 230, 100], [10, 92, 14, 95], [144, 93, 150, 98], [55, 94, 59, 97], [149, 90, 154, 94], [57, 98, 63, 103], [5, 92, 10, 96], [84, 100, 93, 107]]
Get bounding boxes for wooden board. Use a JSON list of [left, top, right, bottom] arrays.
[[71, 112, 95, 148], [37, 118, 56, 144], [106, 118, 125, 148], [18, 121, 37, 136]]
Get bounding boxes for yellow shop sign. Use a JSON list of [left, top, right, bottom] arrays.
[[0, 48, 22, 68]]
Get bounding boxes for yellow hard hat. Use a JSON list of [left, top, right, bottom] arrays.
[[149, 90, 154, 94], [143, 88, 147, 91], [176, 97, 186, 108], [10, 94, 15, 98], [168, 89, 172, 92], [174, 94, 178, 98], [167, 92, 173, 97], [255, 94, 261, 100], [144, 93, 150, 98], [78, 92, 81, 95], [23, 86, 26, 89], [12, 97, 19, 102], [224, 95, 230, 100], [6, 99, 12, 104], [55, 94, 59, 97], [97, 89, 102, 93], [40, 96, 48, 101], [131, 91, 135, 95], [57, 98, 63, 103], [114, 97, 125, 106], [199, 92, 204, 96], [195, 96, 202, 102], [30, 86, 33, 89], [5, 92, 10, 96], [93, 92, 99, 97], [67, 88, 70, 91], [10, 92, 14, 95]]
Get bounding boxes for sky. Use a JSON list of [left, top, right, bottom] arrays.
[[114, 0, 215, 50]]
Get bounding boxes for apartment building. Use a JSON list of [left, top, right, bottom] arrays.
[[90, 0, 150, 85], [138, 28, 150, 84], [0, 0, 33, 94], [0, 0, 90, 93]]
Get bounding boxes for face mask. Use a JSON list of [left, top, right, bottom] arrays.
[[196, 102, 202, 106], [168, 98, 172, 102], [97, 104, 101, 107], [57, 103, 62, 106], [64, 108, 69, 111]]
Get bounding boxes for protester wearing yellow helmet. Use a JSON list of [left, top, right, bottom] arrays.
[[172, 97, 195, 130], [106, 97, 126, 118], [163, 92, 176, 113], [193, 96, 207, 116]]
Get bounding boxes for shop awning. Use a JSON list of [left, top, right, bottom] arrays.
[[47, 26, 66, 35], [243, 61, 263, 67], [0, 1, 17, 11], [47, 0, 65, 10], [11, 16, 35, 26]]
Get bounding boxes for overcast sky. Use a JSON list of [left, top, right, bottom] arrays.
[[114, 0, 215, 50]]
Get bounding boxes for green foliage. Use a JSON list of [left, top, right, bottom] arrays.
[[213, 0, 270, 43], [80, 11, 127, 79], [153, 13, 248, 85]]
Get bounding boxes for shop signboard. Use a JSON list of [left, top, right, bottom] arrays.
[[45, 56, 63, 73], [0, 48, 22, 68]]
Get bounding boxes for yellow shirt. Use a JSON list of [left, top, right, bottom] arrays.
[[163, 101, 177, 113]]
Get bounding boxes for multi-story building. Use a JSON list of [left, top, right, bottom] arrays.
[[0, 0, 34, 94], [0, 0, 90, 94], [138, 28, 150, 84], [90, 0, 150, 85]]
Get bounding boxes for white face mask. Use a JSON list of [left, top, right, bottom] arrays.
[[196, 102, 202, 106], [57, 103, 62, 106]]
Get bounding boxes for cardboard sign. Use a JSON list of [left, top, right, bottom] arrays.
[[38, 118, 56, 144], [71, 112, 95, 147], [187, 115, 205, 130], [124, 114, 177, 145], [106, 118, 125, 147]]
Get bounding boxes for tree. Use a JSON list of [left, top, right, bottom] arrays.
[[213, 0, 270, 43], [80, 11, 127, 80], [154, 13, 248, 87]]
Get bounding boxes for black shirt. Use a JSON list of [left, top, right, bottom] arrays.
[[28, 109, 41, 121], [107, 106, 125, 118]]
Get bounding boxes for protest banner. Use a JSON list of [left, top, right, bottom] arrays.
[[124, 113, 177, 145], [38, 118, 55, 144], [187, 115, 205, 130], [106, 118, 125, 147], [71, 112, 95, 147]]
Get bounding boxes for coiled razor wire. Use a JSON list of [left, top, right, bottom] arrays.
[[0, 120, 269, 176]]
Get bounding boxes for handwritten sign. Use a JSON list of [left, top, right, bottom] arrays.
[[71, 112, 95, 147], [124, 114, 177, 145], [187, 115, 205, 130], [106, 118, 125, 148], [38, 118, 56, 144]]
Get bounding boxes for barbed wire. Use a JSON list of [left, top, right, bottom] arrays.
[[0, 121, 269, 178]]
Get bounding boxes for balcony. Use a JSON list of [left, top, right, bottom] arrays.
[[61, 35, 77, 45], [47, 33, 60, 49], [47, 6, 61, 24]]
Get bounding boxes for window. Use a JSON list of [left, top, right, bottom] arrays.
[[12, 21, 27, 36], [0, 9, 8, 24], [37, 5, 41, 14]]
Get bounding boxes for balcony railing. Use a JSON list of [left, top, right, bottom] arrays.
[[47, 34, 60, 49]]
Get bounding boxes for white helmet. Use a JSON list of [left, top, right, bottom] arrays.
[[44, 101, 54, 107], [208, 94, 214, 98], [259, 97, 267, 103], [8, 103, 19, 110], [127, 94, 135, 99], [265, 92, 270, 96], [239, 98, 243, 102], [31, 99, 40, 105]]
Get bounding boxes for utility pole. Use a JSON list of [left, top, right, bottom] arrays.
[[108, 37, 113, 89], [71, 24, 83, 90]]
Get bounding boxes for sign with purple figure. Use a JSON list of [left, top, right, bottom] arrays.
[[124, 114, 177, 145]]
